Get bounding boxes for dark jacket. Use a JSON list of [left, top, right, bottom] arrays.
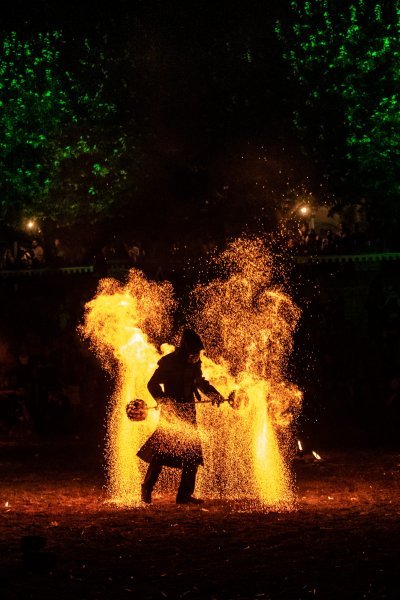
[[137, 350, 223, 467]]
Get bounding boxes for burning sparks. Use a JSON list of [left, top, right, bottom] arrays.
[[312, 451, 322, 461], [81, 271, 175, 504], [189, 238, 302, 508], [82, 238, 302, 510]]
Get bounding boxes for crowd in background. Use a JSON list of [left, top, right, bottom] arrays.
[[0, 220, 398, 275], [0, 236, 147, 270], [285, 223, 391, 256]]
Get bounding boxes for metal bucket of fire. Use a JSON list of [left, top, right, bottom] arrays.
[[227, 390, 247, 410], [126, 399, 149, 422]]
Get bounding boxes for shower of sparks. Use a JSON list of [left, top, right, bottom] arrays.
[[190, 237, 302, 509], [81, 270, 175, 504], [81, 238, 302, 510]]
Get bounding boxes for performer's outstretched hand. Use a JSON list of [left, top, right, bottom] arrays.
[[211, 393, 224, 407]]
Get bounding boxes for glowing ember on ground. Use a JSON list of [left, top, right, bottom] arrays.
[[81, 238, 302, 510]]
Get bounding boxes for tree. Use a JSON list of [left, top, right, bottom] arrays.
[[276, 0, 400, 235], [0, 31, 129, 229]]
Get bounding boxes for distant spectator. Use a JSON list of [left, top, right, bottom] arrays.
[[52, 238, 67, 266], [1, 245, 14, 268], [126, 240, 141, 264], [16, 245, 32, 268], [286, 237, 298, 254], [305, 228, 319, 254], [31, 239, 45, 267], [285, 223, 383, 256], [299, 222, 309, 243], [101, 242, 116, 261], [320, 228, 337, 254]]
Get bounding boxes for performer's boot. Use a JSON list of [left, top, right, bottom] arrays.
[[141, 459, 162, 503], [141, 485, 152, 504], [176, 463, 203, 504]]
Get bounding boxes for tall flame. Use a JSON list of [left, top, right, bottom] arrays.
[[190, 238, 302, 508], [81, 238, 302, 510], [81, 270, 175, 503]]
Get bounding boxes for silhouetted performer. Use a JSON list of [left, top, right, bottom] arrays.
[[137, 329, 224, 504]]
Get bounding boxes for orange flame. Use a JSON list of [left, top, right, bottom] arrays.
[[81, 238, 302, 510], [81, 270, 175, 503], [190, 238, 302, 508]]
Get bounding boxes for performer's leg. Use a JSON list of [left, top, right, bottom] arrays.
[[142, 459, 162, 503], [176, 462, 199, 502]]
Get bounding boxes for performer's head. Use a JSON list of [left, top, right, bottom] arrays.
[[180, 328, 204, 364]]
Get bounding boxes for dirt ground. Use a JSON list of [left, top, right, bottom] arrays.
[[1, 438, 400, 600]]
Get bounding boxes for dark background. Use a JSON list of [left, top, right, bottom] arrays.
[[0, 1, 399, 448]]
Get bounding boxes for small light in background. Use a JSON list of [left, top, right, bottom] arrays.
[[299, 206, 310, 216]]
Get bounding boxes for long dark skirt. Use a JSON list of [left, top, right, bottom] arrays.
[[137, 426, 203, 468]]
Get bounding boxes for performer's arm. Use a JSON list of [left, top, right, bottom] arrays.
[[196, 371, 225, 405], [147, 366, 167, 402]]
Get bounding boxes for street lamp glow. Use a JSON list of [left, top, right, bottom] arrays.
[[299, 206, 310, 216], [27, 220, 35, 230]]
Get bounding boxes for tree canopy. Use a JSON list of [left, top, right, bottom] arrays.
[[276, 0, 400, 231], [0, 30, 129, 229]]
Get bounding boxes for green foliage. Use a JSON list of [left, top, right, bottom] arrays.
[[45, 127, 130, 226], [277, 0, 400, 225], [0, 31, 128, 227]]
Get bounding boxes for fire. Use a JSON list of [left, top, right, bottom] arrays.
[[190, 238, 302, 508], [81, 271, 175, 503], [81, 238, 302, 509]]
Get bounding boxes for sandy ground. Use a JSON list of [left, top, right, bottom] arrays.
[[1, 438, 400, 600]]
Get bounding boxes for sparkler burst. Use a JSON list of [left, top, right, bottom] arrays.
[[190, 238, 302, 508], [81, 238, 302, 510], [81, 270, 175, 503]]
